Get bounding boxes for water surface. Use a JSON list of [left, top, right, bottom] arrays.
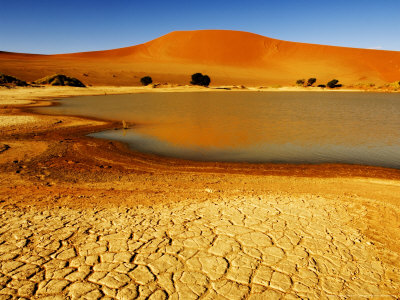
[[37, 92, 400, 168]]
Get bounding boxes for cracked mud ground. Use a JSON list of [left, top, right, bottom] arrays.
[[1, 194, 399, 299]]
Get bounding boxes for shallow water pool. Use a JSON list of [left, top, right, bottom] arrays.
[[37, 91, 400, 168]]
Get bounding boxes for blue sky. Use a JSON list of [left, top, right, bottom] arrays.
[[1, 0, 399, 54]]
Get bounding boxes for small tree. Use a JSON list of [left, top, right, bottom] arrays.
[[140, 76, 152, 86], [307, 78, 317, 86], [327, 79, 340, 88], [191, 73, 211, 87], [191, 73, 203, 85], [296, 79, 305, 86], [202, 75, 210, 87]]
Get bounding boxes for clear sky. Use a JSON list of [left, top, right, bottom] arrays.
[[1, 0, 400, 54]]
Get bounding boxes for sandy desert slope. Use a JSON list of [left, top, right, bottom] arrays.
[[1, 30, 400, 86]]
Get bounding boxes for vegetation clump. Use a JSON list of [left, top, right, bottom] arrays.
[[0, 73, 27, 87], [140, 76, 153, 86], [34, 74, 85, 87], [389, 81, 400, 89], [191, 73, 211, 87], [318, 84, 326, 88], [307, 78, 317, 86], [296, 78, 317, 87], [327, 79, 342, 88]]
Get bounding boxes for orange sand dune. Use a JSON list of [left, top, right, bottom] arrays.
[[1, 30, 400, 86]]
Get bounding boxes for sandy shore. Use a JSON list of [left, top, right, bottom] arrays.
[[0, 86, 399, 299], [0, 84, 392, 105]]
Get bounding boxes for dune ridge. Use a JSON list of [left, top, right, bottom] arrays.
[[1, 30, 400, 86]]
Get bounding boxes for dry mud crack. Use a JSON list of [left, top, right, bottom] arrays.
[[0, 194, 399, 299]]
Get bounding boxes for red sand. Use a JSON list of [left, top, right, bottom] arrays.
[[1, 30, 400, 86]]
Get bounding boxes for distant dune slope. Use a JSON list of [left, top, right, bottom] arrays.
[[1, 30, 400, 86]]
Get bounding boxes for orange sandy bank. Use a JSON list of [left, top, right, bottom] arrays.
[[1, 30, 400, 86]]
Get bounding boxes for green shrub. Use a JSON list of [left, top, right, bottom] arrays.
[[318, 84, 326, 88], [191, 73, 211, 87], [140, 76, 153, 86], [327, 79, 341, 88], [34, 74, 85, 87], [202, 75, 210, 87], [307, 78, 317, 86], [0, 73, 27, 86], [389, 81, 400, 89], [296, 79, 305, 86], [191, 73, 203, 85], [52, 77, 62, 86]]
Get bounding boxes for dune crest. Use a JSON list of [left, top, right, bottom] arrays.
[[1, 30, 400, 86]]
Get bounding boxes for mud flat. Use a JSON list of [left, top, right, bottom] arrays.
[[0, 86, 399, 299]]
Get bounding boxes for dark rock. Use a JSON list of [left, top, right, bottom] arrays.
[[0, 144, 10, 154]]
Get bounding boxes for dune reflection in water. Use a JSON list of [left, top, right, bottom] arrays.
[[37, 91, 400, 168]]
